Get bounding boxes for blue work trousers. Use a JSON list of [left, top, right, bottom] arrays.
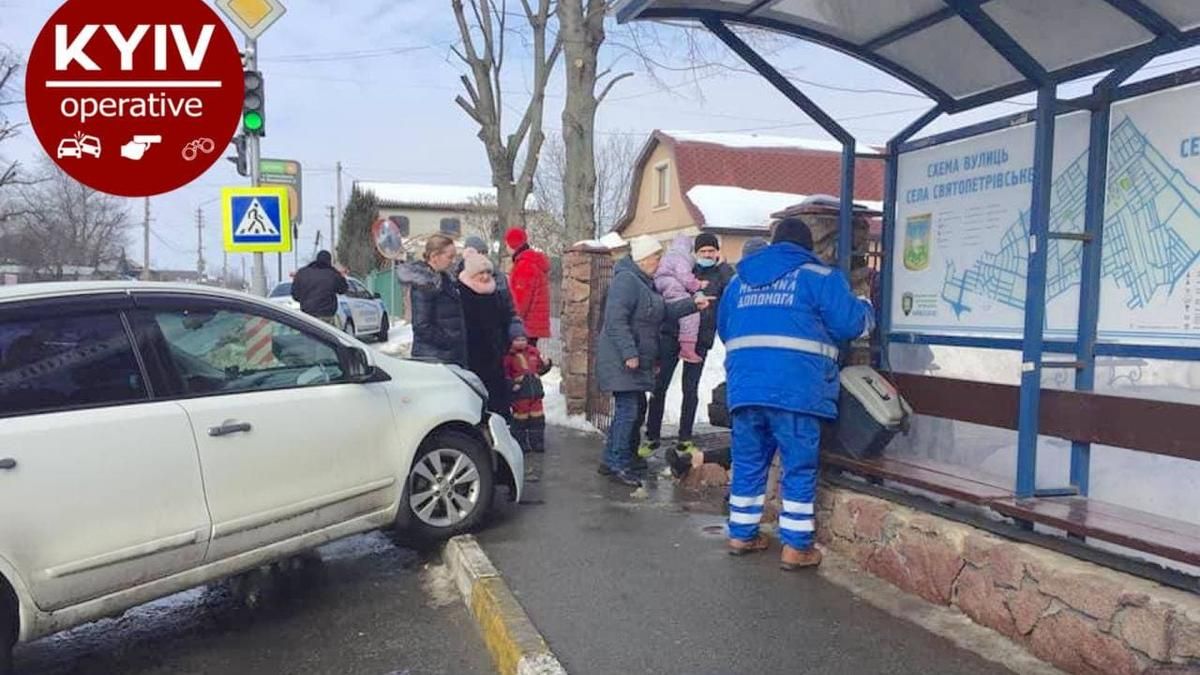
[[728, 406, 821, 550]]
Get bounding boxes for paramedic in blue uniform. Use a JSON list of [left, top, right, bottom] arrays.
[[717, 217, 873, 570]]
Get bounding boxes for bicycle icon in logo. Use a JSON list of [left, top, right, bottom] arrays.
[[182, 138, 216, 161]]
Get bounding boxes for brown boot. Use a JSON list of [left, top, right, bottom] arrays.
[[780, 545, 822, 570], [727, 533, 771, 556]]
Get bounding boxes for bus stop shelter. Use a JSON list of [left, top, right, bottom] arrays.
[[616, 0, 1200, 576]]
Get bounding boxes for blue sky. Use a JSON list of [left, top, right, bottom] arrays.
[[3, 1, 1199, 280]]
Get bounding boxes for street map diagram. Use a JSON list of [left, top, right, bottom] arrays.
[[940, 117, 1200, 318]]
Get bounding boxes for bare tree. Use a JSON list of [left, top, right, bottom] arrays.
[[451, 0, 562, 231], [535, 131, 639, 241], [5, 160, 131, 279], [0, 47, 22, 191]]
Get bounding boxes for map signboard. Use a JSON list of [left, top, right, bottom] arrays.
[[891, 82, 1200, 346]]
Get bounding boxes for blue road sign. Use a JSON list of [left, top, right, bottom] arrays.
[[222, 186, 292, 253]]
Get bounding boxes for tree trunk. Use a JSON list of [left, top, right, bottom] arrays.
[[558, 0, 605, 245], [494, 180, 524, 231]]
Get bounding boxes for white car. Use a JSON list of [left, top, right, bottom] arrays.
[[0, 282, 523, 672], [269, 278, 390, 342]]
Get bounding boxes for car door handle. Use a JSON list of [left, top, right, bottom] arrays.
[[0, 458, 15, 470], [208, 421, 252, 437]]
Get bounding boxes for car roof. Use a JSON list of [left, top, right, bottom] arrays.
[[0, 281, 276, 308]]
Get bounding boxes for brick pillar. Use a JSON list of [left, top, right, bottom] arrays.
[[560, 249, 594, 416]]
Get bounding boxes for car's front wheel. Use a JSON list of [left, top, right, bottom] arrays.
[[402, 431, 494, 540], [1, 601, 13, 675]]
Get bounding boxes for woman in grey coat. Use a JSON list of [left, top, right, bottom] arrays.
[[597, 235, 709, 487]]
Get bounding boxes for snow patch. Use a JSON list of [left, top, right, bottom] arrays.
[[664, 130, 882, 155], [686, 185, 810, 232], [661, 339, 726, 429], [542, 367, 599, 433], [378, 320, 413, 357], [574, 231, 627, 250]]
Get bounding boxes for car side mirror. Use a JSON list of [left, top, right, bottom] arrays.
[[340, 345, 389, 383]]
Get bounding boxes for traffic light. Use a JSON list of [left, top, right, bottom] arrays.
[[226, 135, 248, 176], [242, 70, 265, 136]]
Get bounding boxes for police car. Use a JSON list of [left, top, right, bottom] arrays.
[[269, 278, 390, 342]]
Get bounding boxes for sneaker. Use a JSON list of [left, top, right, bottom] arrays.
[[609, 469, 642, 488], [780, 545, 823, 571], [630, 455, 649, 472], [596, 463, 614, 476], [637, 443, 656, 459], [677, 440, 699, 455]]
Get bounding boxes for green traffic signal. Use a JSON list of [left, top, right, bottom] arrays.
[[243, 111, 264, 133]]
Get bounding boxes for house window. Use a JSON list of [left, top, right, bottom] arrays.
[[440, 217, 461, 236], [654, 162, 670, 208]]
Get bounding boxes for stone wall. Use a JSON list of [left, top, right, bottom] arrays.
[[814, 485, 1200, 674], [560, 249, 597, 416]]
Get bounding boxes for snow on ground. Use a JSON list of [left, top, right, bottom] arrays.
[[660, 339, 726, 430], [542, 367, 599, 433], [377, 319, 413, 357]]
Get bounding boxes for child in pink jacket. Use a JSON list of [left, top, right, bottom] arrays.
[[654, 233, 707, 363]]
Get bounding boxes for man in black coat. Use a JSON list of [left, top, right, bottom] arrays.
[[291, 250, 348, 324], [646, 232, 735, 454]]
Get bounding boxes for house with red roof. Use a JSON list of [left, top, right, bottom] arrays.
[[614, 130, 886, 261]]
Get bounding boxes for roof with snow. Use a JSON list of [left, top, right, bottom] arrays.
[[615, 130, 885, 233], [688, 186, 883, 232], [616, 0, 1200, 113], [355, 182, 537, 211]]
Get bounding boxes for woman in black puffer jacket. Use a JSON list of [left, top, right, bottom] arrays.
[[397, 234, 467, 367]]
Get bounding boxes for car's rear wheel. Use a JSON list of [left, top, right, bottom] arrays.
[[342, 318, 356, 337], [403, 431, 494, 540], [377, 313, 389, 342]]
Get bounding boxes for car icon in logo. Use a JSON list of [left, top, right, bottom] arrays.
[[56, 134, 102, 159]]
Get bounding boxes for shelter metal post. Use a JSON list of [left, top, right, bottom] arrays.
[[881, 106, 942, 370], [702, 15, 859, 273], [1015, 84, 1057, 498]]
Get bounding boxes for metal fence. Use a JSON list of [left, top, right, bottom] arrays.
[[367, 266, 404, 321], [584, 254, 615, 433]]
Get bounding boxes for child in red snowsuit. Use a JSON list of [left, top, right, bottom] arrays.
[[504, 337, 552, 453]]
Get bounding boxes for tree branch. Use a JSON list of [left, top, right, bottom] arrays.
[[596, 71, 634, 103]]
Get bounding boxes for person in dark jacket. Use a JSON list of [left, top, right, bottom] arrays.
[[397, 235, 467, 367], [457, 254, 516, 419], [719, 217, 872, 569], [459, 235, 525, 342], [596, 235, 709, 488], [291, 250, 348, 324], [647, 232, 735, 456]]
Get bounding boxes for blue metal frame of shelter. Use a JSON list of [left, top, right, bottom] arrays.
[[617, 1, 1200, 500]]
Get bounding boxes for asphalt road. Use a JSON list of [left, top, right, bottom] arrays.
[[13, 532, 492, 675], [480, 427, 1015, 675]]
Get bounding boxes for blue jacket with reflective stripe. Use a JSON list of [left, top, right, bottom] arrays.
[[717, 243, 872, 418]]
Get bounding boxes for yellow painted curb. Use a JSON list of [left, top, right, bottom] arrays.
[[445, 535, 566, 675]]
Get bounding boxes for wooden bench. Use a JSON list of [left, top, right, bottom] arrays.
[[822, 453, 1014, 505]]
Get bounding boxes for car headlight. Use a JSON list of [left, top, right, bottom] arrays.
[[446, 364, 488, 403]]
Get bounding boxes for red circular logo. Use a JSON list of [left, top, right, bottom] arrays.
[[24, 0, 244, 197]]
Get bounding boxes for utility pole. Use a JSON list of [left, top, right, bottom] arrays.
[[142, 198, 151, 280], [195, 207, 205, 278], [333, 161, 343, 257], [327, 205, 335, 255], [245, 38, 267, 296]]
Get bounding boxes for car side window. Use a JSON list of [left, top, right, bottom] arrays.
[[0, 312, 148, 417], [149, 307, 345, 396], [349, 280, 369, 298]]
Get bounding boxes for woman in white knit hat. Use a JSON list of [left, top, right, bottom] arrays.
[[594, 235, 711, 487]]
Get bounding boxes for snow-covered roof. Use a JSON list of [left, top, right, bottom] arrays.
[[356, 182, 537, 210], [686, 185, 884, 232], [686, 185, 809, 231], [663, 131, 882, 156]]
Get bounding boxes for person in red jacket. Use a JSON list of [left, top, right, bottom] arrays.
[[504, 336, 552, 454], [505, 227, 552, 345]]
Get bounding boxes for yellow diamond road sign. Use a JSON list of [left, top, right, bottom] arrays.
[[216, 0, 287, 40]]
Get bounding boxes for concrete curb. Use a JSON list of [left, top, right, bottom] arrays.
[[444, 535, 567, 675]]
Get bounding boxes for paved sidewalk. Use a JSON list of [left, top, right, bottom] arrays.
[[480, 427, 1014, 675]]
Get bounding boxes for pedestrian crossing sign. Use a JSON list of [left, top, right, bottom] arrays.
[[221, 186, 292, 253]]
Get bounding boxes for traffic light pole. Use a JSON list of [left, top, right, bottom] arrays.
[[245, 37, 267, 297]]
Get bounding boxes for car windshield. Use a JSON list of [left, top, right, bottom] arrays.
[[269, 282, 292, 298]]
